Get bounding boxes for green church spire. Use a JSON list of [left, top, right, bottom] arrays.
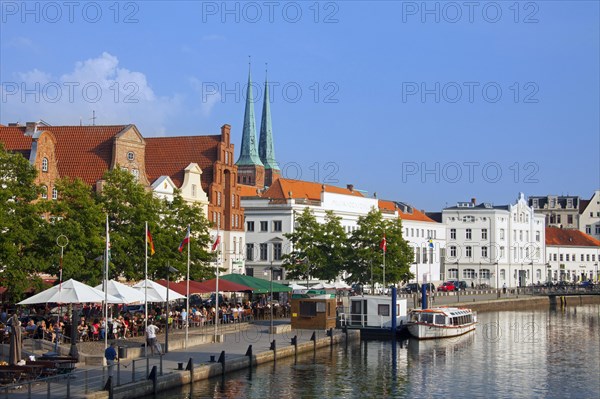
[[259, 69, 279, 171], [236, 65, 263, 167]]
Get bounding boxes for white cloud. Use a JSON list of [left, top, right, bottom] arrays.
[[2, 52, 180, 136]]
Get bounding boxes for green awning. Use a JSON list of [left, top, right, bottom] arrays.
[[220, 274, 292, 294]]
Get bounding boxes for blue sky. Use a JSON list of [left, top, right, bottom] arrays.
[[1, 1, 599, 211]]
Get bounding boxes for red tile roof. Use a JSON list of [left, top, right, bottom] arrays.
[[145, 135, 221, 190], [0, 125, 127, 184], [0, 126, 33, 158], [377, 199, 436, 222], [239, 184, 261, 197], [262, 178, 363, 201], [545, 227, 600, 247]]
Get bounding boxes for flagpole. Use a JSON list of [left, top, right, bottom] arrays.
[[185, 225, 190, 348], [144, 221, 148, 356], [214, 229, 219, 342], [382, 231, 386, 294], [104, 214, 109, 352]]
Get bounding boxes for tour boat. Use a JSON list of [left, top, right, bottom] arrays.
[[406, 307, 477, 340]]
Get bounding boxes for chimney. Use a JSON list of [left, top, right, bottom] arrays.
[[25, 122, 38, 136], [373, 192, 377, 198], [471, 197, 477, 205], [347, 184, 354, 192]]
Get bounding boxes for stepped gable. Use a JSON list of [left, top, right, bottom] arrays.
[[145, 135, 221, 191], [546, 227, 600, 247]]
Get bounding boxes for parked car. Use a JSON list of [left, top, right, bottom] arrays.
[[438, 281, 456, 292], [452, 281, 468, 291], [402, 283, 420, 293]]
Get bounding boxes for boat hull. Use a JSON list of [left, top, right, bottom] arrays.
[[407, 322, 477, 340]]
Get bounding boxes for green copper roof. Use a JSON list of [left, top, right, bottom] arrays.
[[259, 78, 280, 170], [236, 69, 263, 167]]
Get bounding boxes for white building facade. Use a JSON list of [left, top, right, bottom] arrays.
[[442, 193, 546, 288], [579, 190, 600, 241], [545, 227, 600, 282]]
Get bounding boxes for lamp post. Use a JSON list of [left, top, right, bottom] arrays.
[[56, 235, 68, 354], [165, 264, 178, 354], [595, 262, 598, 283], [264, 261, 274, 334]]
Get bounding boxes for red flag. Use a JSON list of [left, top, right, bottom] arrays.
[[380, 234, 387, 252], [212, 234, 221, 251], [178, 226, 190, 253]]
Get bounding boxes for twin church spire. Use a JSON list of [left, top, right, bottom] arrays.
[[236, 63, 280, 188]]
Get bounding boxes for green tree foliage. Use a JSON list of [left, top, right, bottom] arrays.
[[38, 177, 106, 286], [0, 144, 46, 299], [346, 209, 413, 286], [282, 208, 347, 282]]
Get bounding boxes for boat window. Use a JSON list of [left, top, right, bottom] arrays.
[[435, 315, 445, 325], [378, 304, 390, 317]]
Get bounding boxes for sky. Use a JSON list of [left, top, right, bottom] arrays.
[[1, 1, 599, 211]]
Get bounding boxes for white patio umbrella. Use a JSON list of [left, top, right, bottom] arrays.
[[333, 281, 351, 290], [94, 280, 146, 304], [311, 282, 335, 290], [133, 279, 186, 302], [289, 283, 308, 290], [18, 279, 122, 304]]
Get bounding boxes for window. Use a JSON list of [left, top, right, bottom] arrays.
[[225, 151, 229, 164], [448, 268, 458, 279], [519, 230, 523, 241], [191, 184, 197, 197], [553, 254, 557, 261], [450, 246, 457, 257], [482, 229, 488, 240], [246, 244, 254, 261], [466, 246, 472, 258], [500, 269, 505, 280], [217, 192, 221, 206], [480, 269, 490, 279], [232, 194, 235, 208], [482, 246, 488, 258], [592, 255, 596, 262], [416, 229, 419, 238], [260, 243, 268, 260], [415, 251, 420, 264], [463, 215, 475, 223], [586, 254, 590, 262], [217, 212, 221, 229], [378, 304, 390, 317], [450, 229, 456, 239], [596, 225, 600, 235], [273, 243, 282, 260], [299, 301, 317, 317], [422, 247, 427, 264], [500, 229, 505, 240], [52, 187, 58, 200], [500, 246, 505, 258], [41, 186, 48, 199], [536, 269, 541, 281], [247, 221, 255, 232], [586, 225, 592, 234], [536, 231, 540, 242], [466, 229, 472, 240], [559, 254, 563, 262], [127, 151, 135, 161], [273, 220, 282, 232], [42, 157, 48, 172], [260, 221, 268, 232], [463, 269, 475, 279], [581, 254, 585, 262], [567, 215, 573, 224]]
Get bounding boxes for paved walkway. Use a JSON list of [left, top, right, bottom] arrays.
[[2, 320, 333, 399]]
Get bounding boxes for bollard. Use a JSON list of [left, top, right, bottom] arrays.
[[218, 351, 226, 375], [178, 362, 184, 370], [117, 360, 121, 386], [66, 374, 71, 397], [209, 355, 216, 362], [85, 369, 88, 394], [245, 345, 253, 368], [132, 359, 136, 383], [148, 366, 157, 395]]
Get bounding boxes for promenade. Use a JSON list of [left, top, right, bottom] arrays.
[[2, 320, 357, 399]]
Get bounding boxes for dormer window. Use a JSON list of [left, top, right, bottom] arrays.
[[42, 157, 48, 172], [127, 152, 135, 161]]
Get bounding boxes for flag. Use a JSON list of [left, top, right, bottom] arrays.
[[147, 229, 155, 256], [212, 234, 221, 251], [178, 226, 190, 253], [428, 239, 434, 248], [380, 234, 387, 252]]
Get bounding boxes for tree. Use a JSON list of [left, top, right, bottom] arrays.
[[345, 209, 413, 287], [0, 144, 46, 300], [282, 208, 348, 282], [37, 177, 106, 286], [155, 192, 213, 281]]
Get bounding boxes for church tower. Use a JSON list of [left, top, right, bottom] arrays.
[[235, 66, 265, 188], [258, 71, 280, 187]]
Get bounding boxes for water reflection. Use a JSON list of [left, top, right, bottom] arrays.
[[159, 304, 599, 399]]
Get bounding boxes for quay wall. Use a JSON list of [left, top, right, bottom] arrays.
[[464, 295, 600, 313], [88, 330, 360, 399]]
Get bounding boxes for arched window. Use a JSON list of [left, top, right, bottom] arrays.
[[42, 157, 48, 172]]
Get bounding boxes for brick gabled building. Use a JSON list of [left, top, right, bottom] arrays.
[[0, 122, 245, 274]]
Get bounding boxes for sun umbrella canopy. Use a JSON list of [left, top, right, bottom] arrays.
[[220, 274, 292, 294], [155, 280, 212, 295], [311, 282, 335, 290], [289, 283, 308, 290], [18, 279, 122, 304], [94, 280, 146, 304], [133, 279, 186, 302]]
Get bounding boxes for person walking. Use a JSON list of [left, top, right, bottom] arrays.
[[145, 321, 161, 356], [104, 342, 118, 378]]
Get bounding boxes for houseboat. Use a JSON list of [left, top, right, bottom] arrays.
[[407, 307, 477, 340], [341, 295, 408, 338]]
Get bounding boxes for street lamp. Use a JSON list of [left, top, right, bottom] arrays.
[[165, 264, 178, 354], [264, 261, 274, 334]]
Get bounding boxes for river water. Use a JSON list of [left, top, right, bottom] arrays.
[[160, 304, 600, 398]]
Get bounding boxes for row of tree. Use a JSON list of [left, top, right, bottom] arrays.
[[282, 208, 415, 287], [0, 144, 213, 300]]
